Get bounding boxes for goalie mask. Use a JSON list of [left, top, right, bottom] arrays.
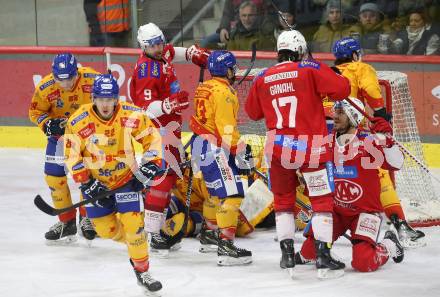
[[137, 23, 166, 51], [333, 97, 365, 127]]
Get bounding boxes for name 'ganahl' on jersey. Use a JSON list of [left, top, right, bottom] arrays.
[[64, 101, 162, 189]]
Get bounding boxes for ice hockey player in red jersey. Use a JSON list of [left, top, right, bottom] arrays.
[[130, 22, 210, 236], [245, 30, 351, 279], [296, 98, 405, 272]]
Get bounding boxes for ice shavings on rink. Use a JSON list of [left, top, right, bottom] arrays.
[[1, 148, 440, 297]]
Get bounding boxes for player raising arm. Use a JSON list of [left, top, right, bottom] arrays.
[[130, 23, 210, 234], [29, 53, 99, 243], [296, 98, 405, 272], [189, 50, 253, 266], [245, 30, 350, 279], [64, 74, 163, 294]]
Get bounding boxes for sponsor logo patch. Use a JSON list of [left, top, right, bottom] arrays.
[[47, 90, 61, 102], [122, 105, 141, 112], [78, 123, 95, 139], [299, 60, 320, 69], [82, 84, 92, 93], [71, 111, 89, 126], [115, 191, 139, 203], [39, 79, 55, 90]]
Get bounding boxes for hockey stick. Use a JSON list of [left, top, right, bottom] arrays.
[[253, 169, 353, 241], [105, 52, 112, 74], [237, 42, 257, 85], [344, 97, 440, 184], [34, 158, 195, 217]]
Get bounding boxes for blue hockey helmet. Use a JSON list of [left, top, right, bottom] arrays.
[[92, 74, 119, 99], [207, 50, 238, 77], [332, 37, 361, 60], [52, 53, 78, 80]]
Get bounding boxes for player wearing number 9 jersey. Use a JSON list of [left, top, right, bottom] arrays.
[[130, 23, 210, 234], [245, 30, 350, 279]]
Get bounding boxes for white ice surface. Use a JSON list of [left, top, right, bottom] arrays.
[[1, 148, 440, 297]]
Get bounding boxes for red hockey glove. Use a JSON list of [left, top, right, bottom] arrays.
[[186, 45, 210, 68], [370, 117, 392, 134], [162, 44, 176, 64], [162, 90, 189, 115]]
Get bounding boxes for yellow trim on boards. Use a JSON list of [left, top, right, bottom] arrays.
[[0, 126, 439, 168]]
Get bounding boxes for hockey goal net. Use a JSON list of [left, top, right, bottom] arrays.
[[236, 68, 440, 227]]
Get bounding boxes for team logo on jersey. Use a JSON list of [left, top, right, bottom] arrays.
[[40, 79, 55, 91], [78, 123, 95, 139], [334, 179, 363, 203], [82, 84, 92, 93], [138, 62, 148, 79], [47, 90, 61, 102], [121, 117, 140, 128], [56, 98, 64, 108], [150, 61, 160, 78], [71, 111, 89, 126]]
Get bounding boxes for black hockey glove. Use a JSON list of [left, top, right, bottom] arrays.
[[43, 118, 66, 137], [80, 178, 112, 208], [236, 144, 255, 176], [373, 107, 392, 122], [135, 161, 161, 187]]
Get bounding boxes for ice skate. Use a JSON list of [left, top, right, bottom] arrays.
[[131, 260, 162, 296], [315, 241, 345, 279], [45, 219, 77, 245], [390, 214, 426, 249], [199, 227, 219, 253], [79, 215, 96, 246], [150, 232, 181, 258], [383, 230, 404, 263], [279, 239, 295, 279], [217, 238, 252, 266]]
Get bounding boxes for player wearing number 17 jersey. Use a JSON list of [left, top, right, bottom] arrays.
[[245, 30, 350, 279]]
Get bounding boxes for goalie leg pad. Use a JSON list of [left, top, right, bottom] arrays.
[[241, 178, 274, 227], [45, 175, 75, 222], [236, 209, 255, 237]]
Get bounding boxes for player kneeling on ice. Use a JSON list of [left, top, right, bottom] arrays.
[[245, 30, 350, 279], [189, 50, 253, 266], [296, 98, 405, 273], [331, 37, 425, 248], [64, 74, 164, 295]]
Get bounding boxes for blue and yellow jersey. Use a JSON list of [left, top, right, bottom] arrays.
[[64, 102, 162, 189], [336, 61, 384, 110], [29, 66, 100, 130], [190, 77, 242, 153]]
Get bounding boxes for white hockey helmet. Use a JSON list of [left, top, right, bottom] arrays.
[[277, 30, 307, 55], [137, 23, 166, 51], [334, 97, 365, 127]]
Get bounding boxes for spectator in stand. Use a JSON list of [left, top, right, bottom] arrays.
[[97, 0, 131, 47], [398, 0, 440, 25], [312, 0, 358, 52], [200, 0, 266, 49], [259, 1, 297, 51], [83, 0, 105, 46], [349, 3, 394, 54], [392, 8, 440, 55], [226, 1, 268, 50]]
